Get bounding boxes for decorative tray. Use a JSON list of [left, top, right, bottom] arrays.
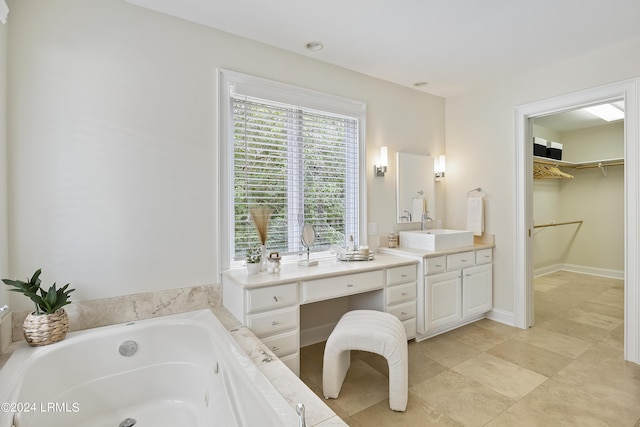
[[336, 252, 374, 262]]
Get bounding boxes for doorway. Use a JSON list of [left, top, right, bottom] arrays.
[[514, 78, 640, 364]]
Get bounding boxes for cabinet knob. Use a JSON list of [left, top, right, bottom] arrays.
[[465, 273, 471, 277], [273, 296, 279, 302], [347, 283, 354, 287], [272, 346, 279, 351], [435, 264, 442, 268], [401, 311, 407, 315], [402, 292, 408, 296], [461, 259, 468, 263], [401, 274, 408, 278], [272, 321, 279, 326]]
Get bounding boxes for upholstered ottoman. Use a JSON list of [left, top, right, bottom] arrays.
[[322, 310, 408, 411]]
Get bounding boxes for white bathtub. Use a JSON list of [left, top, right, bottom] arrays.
[[0, 309, 300, 427]]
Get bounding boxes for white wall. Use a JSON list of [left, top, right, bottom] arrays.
[[446, 35, 640, 314], [6, 0, 444, 309]]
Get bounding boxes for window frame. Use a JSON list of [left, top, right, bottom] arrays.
[[218, 69, 367, 270]]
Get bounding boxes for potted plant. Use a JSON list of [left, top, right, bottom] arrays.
[[2, 269, 75, 346], [245, 245, 262, 275]]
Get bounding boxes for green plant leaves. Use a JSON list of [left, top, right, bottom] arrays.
[[2, 269, 74, 314]]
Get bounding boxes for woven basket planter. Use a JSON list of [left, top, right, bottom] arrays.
[[23, 308, 70, 346]]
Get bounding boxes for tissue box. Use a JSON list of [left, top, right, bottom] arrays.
[[547, 141, 563, 160], [533, 137, 547, 157]]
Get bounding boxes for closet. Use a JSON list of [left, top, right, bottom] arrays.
[[532, 109, 624, 280]]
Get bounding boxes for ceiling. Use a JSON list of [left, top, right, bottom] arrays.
[[534, 101, 625, 132], [124, 0, 640, 98]]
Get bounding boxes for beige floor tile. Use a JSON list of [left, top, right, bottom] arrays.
[[489, 378, 640, 426], [487, 339, 573, 377], [444, 322, 512, 351], [573, 299, 624, 319], [535, 316, 611, 343], [452, 353, 548, 400], [600, 324, 625, 352], [592, 287, 624, 307], [348, 392, 462, 427], [413, 332, 482, 368], [559, 307, 624, 331], [325, 358, 392, 416], [410, 370, 513, 427], [553, 345, 640, 412], [512, 327, 592, 359]]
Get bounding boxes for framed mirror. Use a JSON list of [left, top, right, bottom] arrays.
[[396, 152, 435, 223]]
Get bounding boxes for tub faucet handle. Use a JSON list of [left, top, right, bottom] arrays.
[[0, 305, 8, 312], [296, 403, 307, 427]]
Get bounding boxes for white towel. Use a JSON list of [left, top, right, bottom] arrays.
[[412, 198, 424, 223], [0, 1, 8, 24], [467, 196, 484, 236]]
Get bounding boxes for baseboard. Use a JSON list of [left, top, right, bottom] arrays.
[[486, 308, 517, 327], [300, 321, 338, 347], [535, 263, 623, 280]]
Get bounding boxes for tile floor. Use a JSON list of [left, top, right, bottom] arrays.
[[300, 271, 640, 426]]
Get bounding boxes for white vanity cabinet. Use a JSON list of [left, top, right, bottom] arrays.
[[385, 264, 418, 339], [222, 255, 419, 377], [224, 281, 301, 374], [423, 248, 493, 336]]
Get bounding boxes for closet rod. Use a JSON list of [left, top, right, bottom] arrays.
[[575, 161, 624, 169], [533, 220, 583, 229]]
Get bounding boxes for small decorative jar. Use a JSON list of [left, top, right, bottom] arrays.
[[267, 252, 281, 274]]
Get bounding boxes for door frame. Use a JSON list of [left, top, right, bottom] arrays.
[[514, 78, 640, 364]]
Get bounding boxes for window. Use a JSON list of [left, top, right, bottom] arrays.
[[219, 70, 366, 269]]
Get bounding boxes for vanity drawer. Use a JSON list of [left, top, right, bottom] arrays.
[[302, 270, 384, 303], [424, 256, 446, 275], [387, 265, 417, 286], [246, 306, 298, 338], [447, 251, 475, 270], [246, 283, 298, 313], [386, 282, 416, 305], [386, 301, 416, 322], [475, 248, 493, 265], [261, 329, 298, 358]]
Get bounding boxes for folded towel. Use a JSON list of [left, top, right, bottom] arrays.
[[0, 1, 8, 24], [412, 198, 424, 223], [467, 196, 484, 236]]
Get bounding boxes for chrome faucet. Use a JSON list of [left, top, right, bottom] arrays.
[[402, 211, 412, 222], [421, 213, 433, 231]]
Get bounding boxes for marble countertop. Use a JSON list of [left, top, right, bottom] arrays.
[[379, 241, 494, 258], [222, 252, 418, 289], [212, 306, 347, 426]]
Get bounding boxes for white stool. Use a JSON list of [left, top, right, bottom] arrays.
[[322, 310, 408, 411]]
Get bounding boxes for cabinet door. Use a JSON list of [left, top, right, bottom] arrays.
[[425, 270, 461, 332], [462, 263, 492, 318]]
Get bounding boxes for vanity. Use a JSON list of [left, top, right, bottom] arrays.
[[380, 234, 494, 340], [222, 254, 419, 376]]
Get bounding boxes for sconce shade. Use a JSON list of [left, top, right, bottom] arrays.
[[375, 146, 388, 177], [435, 154, 445, 181]]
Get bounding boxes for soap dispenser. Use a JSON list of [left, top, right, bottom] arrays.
[[388, 227, 399, 248]]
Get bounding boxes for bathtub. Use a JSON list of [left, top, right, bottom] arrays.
[[0, 309, 300, 427]]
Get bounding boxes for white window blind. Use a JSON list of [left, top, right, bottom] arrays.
[[231, 94, 360, 261]]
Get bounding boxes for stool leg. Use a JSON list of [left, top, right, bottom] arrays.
[[387, 349, 408, 411], [323, 349, 351, 399]]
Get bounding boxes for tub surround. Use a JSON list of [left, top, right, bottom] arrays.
[[0, 284, 346, 426], [10, 283, 221, 342]]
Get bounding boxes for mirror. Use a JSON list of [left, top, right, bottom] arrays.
[[298, 223, 318, 266], [301, 223, 316, 247], [396, 152, 435, 223]]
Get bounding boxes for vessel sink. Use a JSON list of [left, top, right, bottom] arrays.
[[399, 229, 474, 251]]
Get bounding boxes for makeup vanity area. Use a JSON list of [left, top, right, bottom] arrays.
[[222, 254, 419, 376]]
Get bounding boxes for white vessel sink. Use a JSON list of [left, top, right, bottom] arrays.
[[399, 229, 474, 251]]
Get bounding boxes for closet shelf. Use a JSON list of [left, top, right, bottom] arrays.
[[533, 220, 583, 229], [533, 156, 624, 179]]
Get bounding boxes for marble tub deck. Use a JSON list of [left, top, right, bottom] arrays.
[[0, 284, 345, 427]]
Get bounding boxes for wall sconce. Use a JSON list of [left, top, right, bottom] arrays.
[[434, 155, 446, 181], [374, 146, 388, 177]]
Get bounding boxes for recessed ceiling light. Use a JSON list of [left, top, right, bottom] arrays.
[[413, 81, 429, 87], [583, 104, 624, 121], [305, 41, 323, 51]]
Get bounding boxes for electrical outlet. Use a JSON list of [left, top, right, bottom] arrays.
[[368, 222, 378, 235]]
